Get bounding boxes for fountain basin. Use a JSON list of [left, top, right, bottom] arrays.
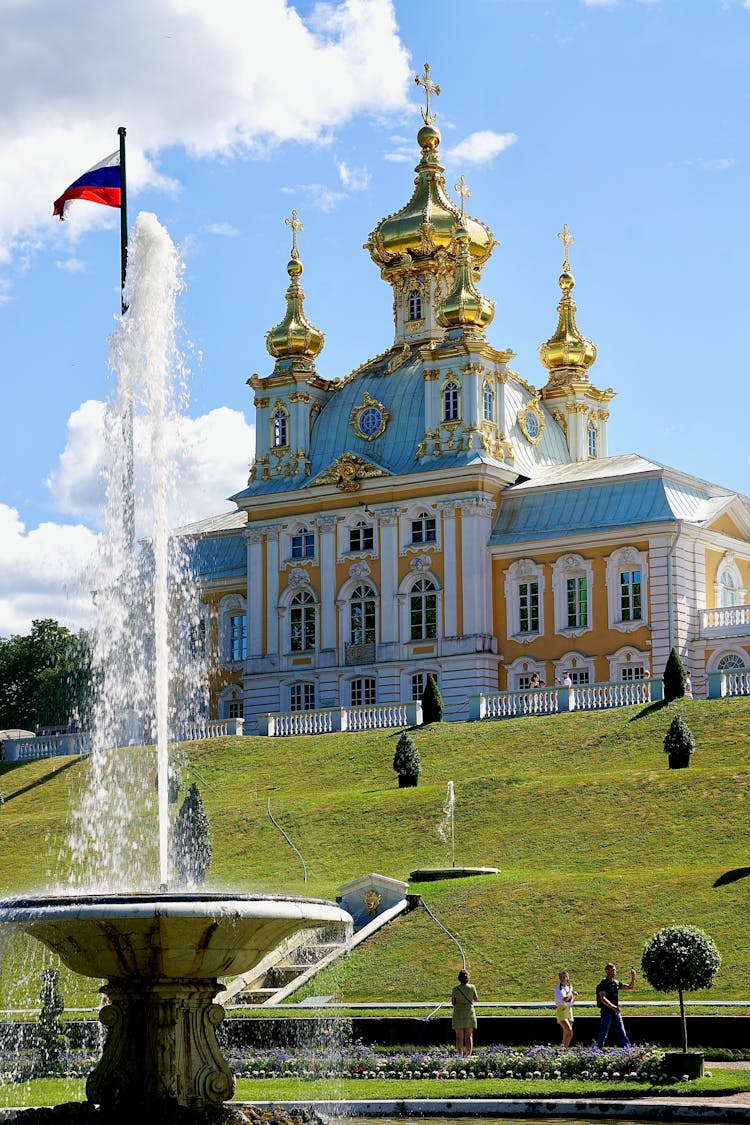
[[0, 891, 351, 1110]]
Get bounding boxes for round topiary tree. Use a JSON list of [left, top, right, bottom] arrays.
[[641, 925, 721, 1053], [392, 732, 420, 788], [421, 674, 444, 724], [663, 647, 687, 703], [172, 782, 212, 887], [663, 713, 695, 769]]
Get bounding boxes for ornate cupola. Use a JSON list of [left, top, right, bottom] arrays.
[[539, 225, 614, 461], [265, 210, 324, 373], [436, 182, 495, 339], [248, 211, 332, 484], [365, 63, 496, 349]]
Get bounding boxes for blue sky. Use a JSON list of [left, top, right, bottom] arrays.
[[0, 0, 748, 635]]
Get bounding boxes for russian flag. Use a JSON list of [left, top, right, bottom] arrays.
[[53, 151, 121, 220]]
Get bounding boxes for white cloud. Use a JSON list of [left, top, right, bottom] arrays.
[[0, 0, 412, 268], [581, 0, 619, 7], [281, 183, 348, 213], [0, 504, 97, 637], [443, 131, 518, 167], [46, 401, 254, 531], [336, 160, 371, 190], [202, 223, 239, 237], [55, 258, 86, 272]]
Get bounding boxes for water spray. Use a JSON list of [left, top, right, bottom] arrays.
[[421, 899, 466, 970], [437, 780, 456, 867]]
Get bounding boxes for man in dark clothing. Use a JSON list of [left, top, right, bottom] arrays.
[[596, 962, 636, 1048]]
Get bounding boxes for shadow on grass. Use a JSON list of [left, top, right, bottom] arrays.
[[2, 756, 83, 804], [628, 698, 669, 722], [713, 867, 750, 887]]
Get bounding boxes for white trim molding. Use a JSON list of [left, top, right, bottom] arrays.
[[607, 644, 651, 682], [504, 558, 545, 643], [605, 545, 649, 633], [552, 552, 594, 638]]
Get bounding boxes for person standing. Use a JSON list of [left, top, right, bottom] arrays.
[[596, 962, 636, 1048], [451, 968, 478, 1057], [555, 969, 578, 1049]]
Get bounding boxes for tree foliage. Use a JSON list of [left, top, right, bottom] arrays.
[[663, 714, 695, 768], [663, 647, 687, 703], [421, 674, 444, 724], [392, 732, 420, 786], [0, 619, 93, 731], [172, 782, 212, 887], [641, 925, 720, 1052]]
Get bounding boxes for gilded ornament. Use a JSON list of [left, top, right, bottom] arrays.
[[386, 344, 412, 374], [254, 396, 270, 409], [350, 391, 390, 440], [518, 400, 545, 445], [314, 452, 389, 493]]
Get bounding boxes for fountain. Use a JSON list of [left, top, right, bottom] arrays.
[[0, 213, 349, 1117]]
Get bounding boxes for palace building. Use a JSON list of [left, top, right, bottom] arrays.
[[186, 67, 750, 730]]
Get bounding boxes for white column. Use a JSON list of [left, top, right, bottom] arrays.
[[439, 501, 458, 637], [317, 515, 338, 655], [459, 497, 495, 636], [265, 527, 280, 657], [378, 508, 400, 649], [246, 528, 264, 657]]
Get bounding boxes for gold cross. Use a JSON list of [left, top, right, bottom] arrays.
[[285, 209, 304, 260], [455, 175, 471, 221], [557, 223, 575, 272], [415, 61, 440, 125]]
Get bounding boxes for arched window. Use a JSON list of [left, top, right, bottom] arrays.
[[350, 584, 376, 646], [272, 408, 288, 448], [587, 419, 598, 458], [290, 682, 316, 712], [411, 510, 436, 544], [718, 653, 747, 671], [442, 380, 460, 422], [483, 382, 494, 423], [410, 577, 438, 640], [290, 590, 316, 652], [716, 556, 745, 608], [291, 526, 315, 559], [408, 288, 422, 321]]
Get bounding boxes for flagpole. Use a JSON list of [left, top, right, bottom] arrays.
[[118, 126, 135, 551]]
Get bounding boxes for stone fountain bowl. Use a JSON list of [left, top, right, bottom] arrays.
[[0, 891, 350, 980]]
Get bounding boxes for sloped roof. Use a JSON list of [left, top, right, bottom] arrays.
[[490, 454, 750, 544], [173, 510, 247, 581]]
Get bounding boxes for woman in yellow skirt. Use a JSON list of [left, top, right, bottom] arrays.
[[555, 969, 578, 1049]]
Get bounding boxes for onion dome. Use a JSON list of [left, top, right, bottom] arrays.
[[365, 64, 495, 270], [539, 224, 597, 379], [265, 210, 324, 364], [437, 223, 495, 333]]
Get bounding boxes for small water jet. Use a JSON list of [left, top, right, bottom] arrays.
[[0, 213, 349, 1117]]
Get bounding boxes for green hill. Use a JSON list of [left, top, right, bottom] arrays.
[[1, 697, 749, 1006]]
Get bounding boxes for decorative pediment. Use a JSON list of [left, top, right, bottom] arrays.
[[311, 452, 390, 493]]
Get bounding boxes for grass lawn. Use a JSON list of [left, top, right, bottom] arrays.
[[1, 697, 749, 1008], [3, 1071, 750, 1108]]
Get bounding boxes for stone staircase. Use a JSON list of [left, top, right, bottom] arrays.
[[216, 924, 352, 1007]]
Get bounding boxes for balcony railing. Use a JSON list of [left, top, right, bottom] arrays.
[[707, 669, 750, 699], [700, 605, 750, 638], [259, 701, 422, 737], [468, 677, 663, 721]]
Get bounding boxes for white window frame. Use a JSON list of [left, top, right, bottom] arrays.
[[291, 526, 315, 560], [552, 651, 595, 687], [350, 583, 377, 646], [409, 576, 439, 641], [350, 677, 376, 706], [715, 553, 746, 608], [289, 589, 317, 653], [349, 520, 375, 554], [218, 593, 248, 666], [289, 682, 316, 712], [411, 510, 437, 545], [607, 645, 651, 683], [482, 381, 494, 424], [217, 684, 244, 721], [271, 407, 288, 448], [505, 656, 547, 691], [442, 379, 461, 423], [708, 648, 749, 673], [587, 417, 598, 458], [606, 546, 649, 633], [407, 287, 423, 322], [504, 559, 545, 642], [552, 553, 594, 638]]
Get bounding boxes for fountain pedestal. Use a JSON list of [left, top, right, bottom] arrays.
[[0, 892, 351, 1111]]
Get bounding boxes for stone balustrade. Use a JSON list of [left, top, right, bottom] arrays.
[[468, 677, 663, 721], [707, 668, 750, 699], [0, 718, 244, 763], [700, 604, 750, 637], [259, 701, 422, 737]]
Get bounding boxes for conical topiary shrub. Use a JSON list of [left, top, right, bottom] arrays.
[[393, 731, 420, 787], [663, 647, 687, 703], [172, 782, 212, 886], [663, 713, 695, 769], [421, 674, 444, 724]]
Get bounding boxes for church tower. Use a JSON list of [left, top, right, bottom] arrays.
[[538, 225, 615, 461], [248, 211, 332, 483]]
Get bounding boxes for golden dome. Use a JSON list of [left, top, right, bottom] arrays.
[[539, 226, 597, 378], [266, 212, 324, 364], [437, 225, 495, 333], [366, 65, 495, 271]]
